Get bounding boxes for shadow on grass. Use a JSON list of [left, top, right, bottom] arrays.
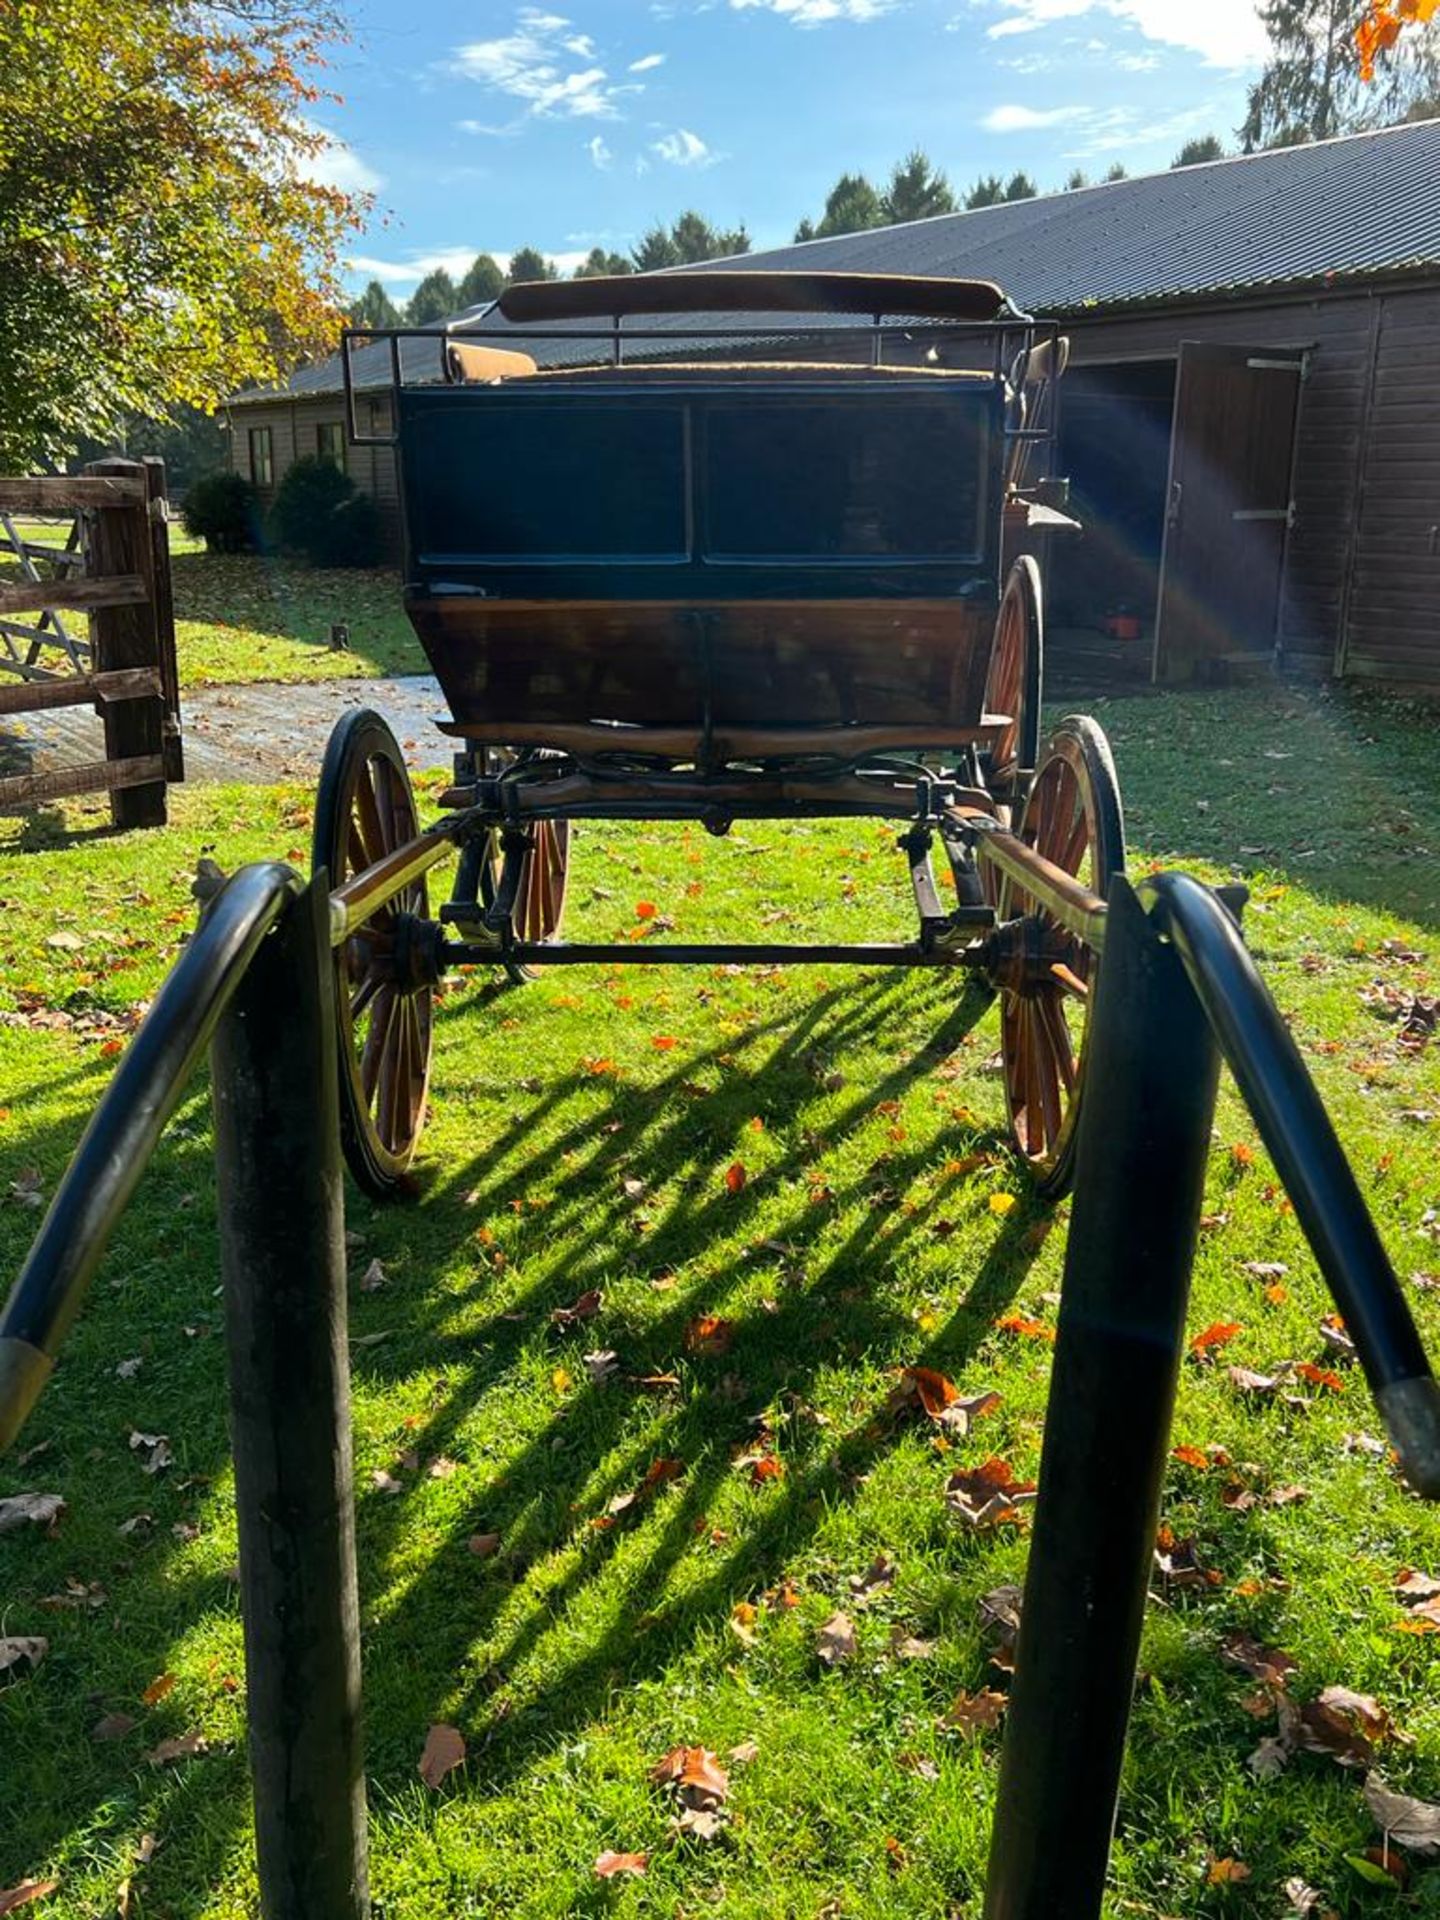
[[0, 965, 1050, 1897]]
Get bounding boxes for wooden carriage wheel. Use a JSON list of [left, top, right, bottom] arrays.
[[982, 556, 1044, 823], [482, 816, 571, 984], [314, 709, 438, 1197], [995, 715, 1124, 1199]]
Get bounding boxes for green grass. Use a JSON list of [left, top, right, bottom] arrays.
[[1, 521, 424, 689], [1, 682, 1439, 1918], [170, 549, 425, 687]]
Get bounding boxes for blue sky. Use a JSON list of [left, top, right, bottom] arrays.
[[311, 0, 1273, 293]]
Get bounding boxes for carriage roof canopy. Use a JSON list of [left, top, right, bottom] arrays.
[[488, 270, 1013, 327]]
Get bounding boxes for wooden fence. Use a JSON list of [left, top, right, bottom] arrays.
[[0, 456, 183, 827]]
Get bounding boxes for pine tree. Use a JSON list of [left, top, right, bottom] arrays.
[[630, 213, 749, 271], [1002, 171, 1038, 201], [406, 268, 458, 325], [508, 247, 557, 284], [880, 150, 956, 223], [574, 247, 632, 278], [348, 280, 400, 329], [793, 171, 884, 242], [1171, 134, 1226, 167], [457, 254, 505, 308]]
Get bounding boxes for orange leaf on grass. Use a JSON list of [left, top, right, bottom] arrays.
[[1172, 1444, 1211, 1470], [594, 1851, 648, 1879], [751, 1455, 785, 1485], [684, 1314, 735, 1357], [417, 1723, 465, 1790], [995, 1313, 1053, 1343], [651, 1034, 678, 1051], [635, 900, 657, 920], [141, 1672, 175, 1707], [0, 1884, 60, 1913], [725, 1161, 747, 1194], [1293, 1361, 1345, 1393], [1190, 1321, 1243, 1353], [902, 1365, 957, 1415]]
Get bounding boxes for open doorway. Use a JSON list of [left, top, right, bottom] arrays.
[[1044, 344, 1306, 684], [1048, 359, 1176, 679]]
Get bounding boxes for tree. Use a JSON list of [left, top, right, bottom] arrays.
[[630, 212, 750, 271], [1063, 168, 1091, 190], [406, 269, 458, 325], [574, 247, 632, 278], [457, 253, 505, 308], [1241, 0, 1439, 147], [1171, 134, 1227, 166], [1002, 171, 1038, 201], [880, 150, 956, 223], [508, 247, 557, 284], [965, 174, 1007, 209], [793, 171, 884, 242], [349, 280, 401, 329], [1104, 162, 1129, 181], [0, 0, 365, 472]]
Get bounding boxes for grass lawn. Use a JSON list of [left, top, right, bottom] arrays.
[[169, 549, 425, 688], [0, 682, 1438, 1918], [1, 521, 424, 689]]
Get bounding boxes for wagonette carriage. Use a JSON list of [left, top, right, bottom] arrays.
[[328, 272, 1111, 1197]]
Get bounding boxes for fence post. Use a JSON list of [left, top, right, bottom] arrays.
[[982, 875, 1224, 1920], [83, 455, 167, 828], [210, 873, 370, 1920], [141, 455, 184, 784]]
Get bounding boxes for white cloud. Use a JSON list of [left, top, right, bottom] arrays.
[[1060, 100, 1216, 155], [449, 8, 636, 121], [979, 0, 1268, 67], [347, 249, 478, 286], [981, 102, 1085, 131], [629, 51, 667, 70], [651, 127, 719, 166], [730, 0, 896, 25], [299, 123, 384, 196], [588, 133, 614, 168]]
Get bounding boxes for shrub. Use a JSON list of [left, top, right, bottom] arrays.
[[182, 469, 262, 553], [268, 455, 382, 566]]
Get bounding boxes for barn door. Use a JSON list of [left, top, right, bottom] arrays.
[[1153, 342, 1304, 681]]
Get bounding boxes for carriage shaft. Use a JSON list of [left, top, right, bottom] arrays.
[[328, 822, 465, 947], [963, 812, 1108, 949]]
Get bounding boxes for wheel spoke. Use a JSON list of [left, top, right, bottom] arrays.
[[1039, 990, 1078, 1095], [353, 761, 388, 866], [362, 986, 395, 1104], [1034, 998, 1064, 1147]]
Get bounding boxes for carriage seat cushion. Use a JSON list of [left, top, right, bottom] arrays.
[[446, 342, 538, 384]]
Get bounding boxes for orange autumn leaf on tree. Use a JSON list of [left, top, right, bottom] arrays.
[[1357, 0, 1438, 80]]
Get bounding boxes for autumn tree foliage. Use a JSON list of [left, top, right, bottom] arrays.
[[1241, 0, 1440, 147], [0, 0, 368, 470], [1358, 0, 1440, 77]]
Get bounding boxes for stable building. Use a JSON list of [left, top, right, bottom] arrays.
[[226, 118, 1440, 686]]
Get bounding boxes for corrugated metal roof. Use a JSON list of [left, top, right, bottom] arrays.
[[235, 119, 1440, 405]]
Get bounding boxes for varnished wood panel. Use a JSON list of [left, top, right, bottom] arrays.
[[407, 596, 995, 733]]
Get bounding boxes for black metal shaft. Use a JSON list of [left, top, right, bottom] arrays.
[[983, 876, 1222, 1920], [1148, 871, 1440, 1493], [211, 875, 369, 1920], [448, 939, 978, 969], [0, 863, 301, 1454]]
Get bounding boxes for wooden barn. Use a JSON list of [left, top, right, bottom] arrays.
[[225, 118, 1440, 685]]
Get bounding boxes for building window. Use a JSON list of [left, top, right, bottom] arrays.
[[249, 426, 274, 487], [316, 421, 346, 468]]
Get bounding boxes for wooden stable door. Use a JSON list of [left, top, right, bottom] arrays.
[[1153, 342, 1304, 681]]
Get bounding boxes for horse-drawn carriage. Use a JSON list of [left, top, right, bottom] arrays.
[[329, 270, 1109, 1197]]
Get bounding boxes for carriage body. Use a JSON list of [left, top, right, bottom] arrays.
[[346, 271, 1058, 769], [399, 361, 1006, 758], [328, 274, 1105, 1200]]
